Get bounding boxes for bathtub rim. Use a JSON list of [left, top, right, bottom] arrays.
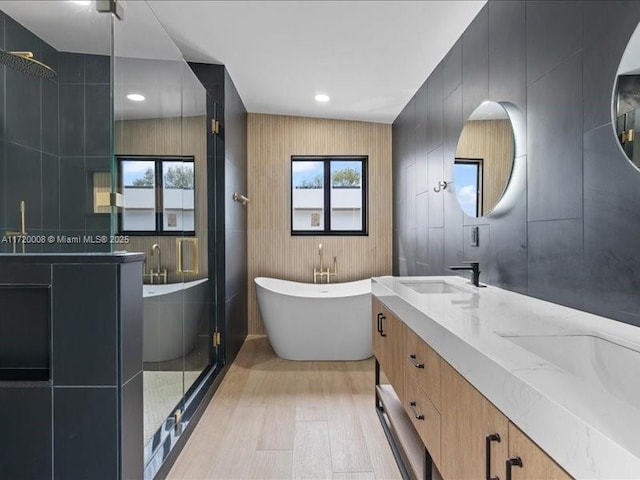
[[143, 278, 208, 298], [254, 276, 371, 299]]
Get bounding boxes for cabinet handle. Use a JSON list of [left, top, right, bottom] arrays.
[[505, 457, 523, 480], [377, 313, 382, 333], [379, 314, 387, 337], [407, 354, 425, 368], [408, 401, 424, 420], [485, 433, 501, 480]]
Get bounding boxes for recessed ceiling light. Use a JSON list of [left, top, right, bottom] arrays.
[[315, 94, 330, 103], [126, 93, 146, 102], [70, 1, 91, 5]]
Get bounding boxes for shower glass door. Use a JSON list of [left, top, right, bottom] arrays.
[[113, 2, 217, 476]]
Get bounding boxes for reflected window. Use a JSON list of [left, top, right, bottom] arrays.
[[291, 156, 367, 235], [118, 156, 195, 235], [454, 159, 483, 217]]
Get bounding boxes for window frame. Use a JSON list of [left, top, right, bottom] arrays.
[[454, 157, 484, 217], [117, 154, 196, 236], [290, 155, 368, 236]]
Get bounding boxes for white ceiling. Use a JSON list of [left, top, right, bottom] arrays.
[[147, 1, 486, 123], [0, 0, 486, 124]]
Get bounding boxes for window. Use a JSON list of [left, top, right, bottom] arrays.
[[291, 156, 367, 235], [118, 156, 195, 235], [454, 158, 483, 217]]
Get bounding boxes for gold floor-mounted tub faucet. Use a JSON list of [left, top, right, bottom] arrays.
[[313, 243, 337, 283]]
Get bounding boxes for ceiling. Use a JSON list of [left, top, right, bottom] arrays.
[[146, 1, 486, 123], [0, 0, 486, 124]]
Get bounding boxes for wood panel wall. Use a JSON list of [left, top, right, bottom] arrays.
[[247, 113, 393, 334], [115, 116, 207, 283], [455, 119, 514, 215]]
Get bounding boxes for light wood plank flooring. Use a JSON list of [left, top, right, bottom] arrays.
[[168, 336, 400, 480]]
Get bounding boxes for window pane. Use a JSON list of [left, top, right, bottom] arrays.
[[330, 160, 362, 231], [163, 161, 194, 231], [292, 161, 324, 231], [121, 160, 156, 231], [454, 161, 480, 217]]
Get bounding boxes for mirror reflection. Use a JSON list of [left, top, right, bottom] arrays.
[[454, 101, 515, 217], [614, 23, 640, 168]]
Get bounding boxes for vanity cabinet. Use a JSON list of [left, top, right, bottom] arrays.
[[372, 297, 404, 400], [372, 294, 573, 480]]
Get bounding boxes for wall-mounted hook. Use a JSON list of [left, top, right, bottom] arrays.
[[433, 180, 452, 193], [232, 192, 250, 206]]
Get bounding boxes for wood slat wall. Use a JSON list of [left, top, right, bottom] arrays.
[[115, 116, 208, 283], [455, 119, 514, 215], [247, 114, 393, 334]]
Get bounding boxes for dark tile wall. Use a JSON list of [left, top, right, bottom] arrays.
[[392, 0, 640, 327], [0, 11, 111, 254], [190, 63, 248, 366], [0, 255, 144, 480]]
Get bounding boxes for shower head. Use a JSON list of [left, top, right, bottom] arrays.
[[0, 50, 56, 79]]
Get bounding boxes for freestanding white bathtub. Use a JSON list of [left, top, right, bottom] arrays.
[[254, 277, 372, 361], [143, 278, 208, 362]]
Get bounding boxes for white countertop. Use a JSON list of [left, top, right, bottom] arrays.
[[372, 275, 640, 480]]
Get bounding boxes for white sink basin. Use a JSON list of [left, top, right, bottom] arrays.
[[500, 333, 640, 407], [399, 280, 469, 294]]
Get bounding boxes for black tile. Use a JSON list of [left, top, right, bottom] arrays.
[[59, 156, 86, 230], [427, 227, 445, 274], [4, 142, 42, 231], [54, 387, 118, 480], [85, 54, 110, 84], [86, 84, 111, 156], [583, 2, 640, 132], [0, 387, 51, 479], [4, 14, 41, 61], [225, 229, 247, 300], [526, 1, 582, 85], [528, 219, 584, 309], [489, 1, 526, 111], [52, 264, 118, 386], [404, 227, 418, 275], [415, 82, 427, 129], [443, 180, 464, 270], [462, 6, 489, 120], [5, 67, 41, 150], [442, 38, 462, 99], [583, 124, 640, 327], [121, 372, 144, 480], [527, 53, 583, 221], [225, 289, 248, 363], [462, 224, 491, 279], [415, 127, 428, 194], [0, 12, 5, 50], [405, 163, 417, 228], [427, 64, 443, 152], [42, 75, 59, 155], [40, 41, 59, 79], [58, 52, 84, 84], [85, 215, 110, 231], [120, 261, 143, 383], [0, 286, 50, 374], [42, 153, 60, 231], [443, 86, 463, 171], [60, 84, 85, 156], [0, 142, 4, 228], [427, 146, 444, 228], [416, 192, 429, 264], [86, 156, 110, 171], [489, 158, 528, 295]]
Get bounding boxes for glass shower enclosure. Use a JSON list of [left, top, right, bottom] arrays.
[[0, 1, 220, 477]]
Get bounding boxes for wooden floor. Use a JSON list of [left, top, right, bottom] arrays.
[[168, 336, 401, 479]]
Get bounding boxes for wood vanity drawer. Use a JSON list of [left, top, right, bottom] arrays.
[[404, 326, 441, 412], [403, 371, 441, 467]]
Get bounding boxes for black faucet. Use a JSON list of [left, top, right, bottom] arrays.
[[449, 261, 482, 287]]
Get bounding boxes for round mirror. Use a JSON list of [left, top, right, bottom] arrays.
[[453, 101, 515, 217], [614, 23, 640, 169]]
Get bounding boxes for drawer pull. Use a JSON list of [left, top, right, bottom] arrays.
[[408, 401, 424, 420], [485, 433, 501, 480], [379, 314, 387, 337], [506, 456, 523, 480], [407, 354, 425, 368]]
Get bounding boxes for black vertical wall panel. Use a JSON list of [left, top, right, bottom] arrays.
[[392, 0, 640, 327]]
